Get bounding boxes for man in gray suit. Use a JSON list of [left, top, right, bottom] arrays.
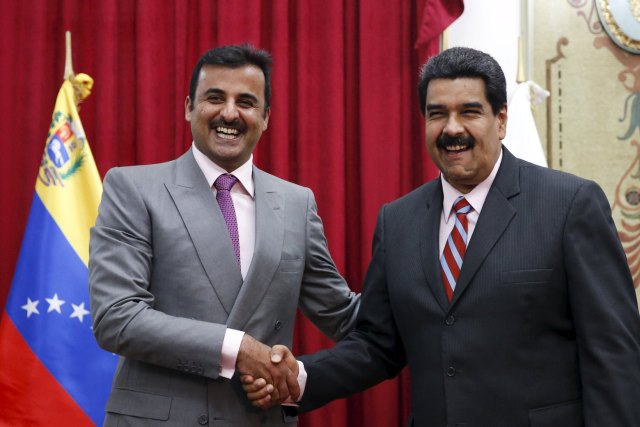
[[88, 44, 359, 426], [245, 47, 640, 426]]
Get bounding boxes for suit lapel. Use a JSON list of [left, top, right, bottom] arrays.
[[419, 182, 451, 312], [451, 148, 520, 305], [164, 150, 243, 315], [227, 167, 285, 330]]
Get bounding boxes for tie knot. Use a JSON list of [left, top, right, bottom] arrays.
[[453, 196, 472, 215], [214, 174, 238, 192]]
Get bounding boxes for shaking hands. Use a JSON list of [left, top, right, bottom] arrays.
[[236, 335, 298, 409]]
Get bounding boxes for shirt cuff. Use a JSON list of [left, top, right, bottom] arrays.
[[220, 328, 245, 379], [282, 360, 307, 405]]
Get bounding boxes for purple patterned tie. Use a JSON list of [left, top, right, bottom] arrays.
[[214, 174, 241, 267]]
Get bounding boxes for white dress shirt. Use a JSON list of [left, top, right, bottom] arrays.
[[192, 144, 306, 394], [439, 150, 503, 255], [192, 144, 256, 278], [192, 144, 253, 378]]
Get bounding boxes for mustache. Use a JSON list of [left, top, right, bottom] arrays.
[[210, 117, 246, 132], [436, 134, 475, 149]]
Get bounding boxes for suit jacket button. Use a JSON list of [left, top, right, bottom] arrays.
[[445, 315, 455, 326], [275, 320, 283, 330], [446, 366, 456, 377], [198, 414, 208, 425]]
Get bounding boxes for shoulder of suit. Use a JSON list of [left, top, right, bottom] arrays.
[[253, 167, 311, 194], [517, 158, 590, 189], [384, 180, 437, 211], [105, 158, 179, 183]]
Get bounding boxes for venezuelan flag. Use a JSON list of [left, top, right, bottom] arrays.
[[0, 74, 116, 426]]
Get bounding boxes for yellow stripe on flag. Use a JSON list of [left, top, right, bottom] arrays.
[[35, 75, 102, 267]]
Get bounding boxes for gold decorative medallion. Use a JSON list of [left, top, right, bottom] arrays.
[[596, 0, 640, 53]]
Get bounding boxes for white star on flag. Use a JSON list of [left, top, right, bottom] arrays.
[[70, 302, 90, 323], [46, 293, 66, 314], [21, 298, 40, 318]]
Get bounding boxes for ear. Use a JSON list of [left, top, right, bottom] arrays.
[[497, 104, 508, 140], [262, 107, 270, 131], [185, 96, 192, 122]]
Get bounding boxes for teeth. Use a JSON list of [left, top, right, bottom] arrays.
[[445, 145, 467, 152], [215, 126, 240, 137]]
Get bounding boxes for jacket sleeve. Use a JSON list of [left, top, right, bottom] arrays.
[[565, 180, 640, 425], [297, 188, 360, 341], [299, 205, 406, 412], [89, 168, 227, 379]]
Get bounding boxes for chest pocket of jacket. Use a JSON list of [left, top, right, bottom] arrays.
[[501, 268, 552, 285], [278, 257, 303, 273]]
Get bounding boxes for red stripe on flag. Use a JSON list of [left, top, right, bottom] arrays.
[[0, 313, 95, 426]]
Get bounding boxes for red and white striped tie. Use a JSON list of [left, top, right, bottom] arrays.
[[440, 196, 472, 302]]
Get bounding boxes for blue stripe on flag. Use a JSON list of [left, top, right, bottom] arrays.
[[6, 193, 116, 426]]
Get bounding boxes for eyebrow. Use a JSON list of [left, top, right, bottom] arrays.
[[202, 88, 259, 103], [426, 102, 485, 111], [461, 102, 484, 110], [426, 103, 446, 111]]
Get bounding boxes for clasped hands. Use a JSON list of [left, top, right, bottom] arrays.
[[236, 334, 297, 409]]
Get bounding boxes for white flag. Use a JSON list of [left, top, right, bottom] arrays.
[[503, 81, 549, 167]]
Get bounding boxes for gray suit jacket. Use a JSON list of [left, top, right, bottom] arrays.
[[89, 149, 359, 426], [300, 148, 640, 427]]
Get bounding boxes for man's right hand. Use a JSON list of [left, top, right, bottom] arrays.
[[235, 335, 299, 405]]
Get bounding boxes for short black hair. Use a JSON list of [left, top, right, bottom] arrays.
[[188, 44, 272, 111], [417, 47, 507, 116]]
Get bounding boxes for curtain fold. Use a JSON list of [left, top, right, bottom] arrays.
[[1, 1, 453, 425]]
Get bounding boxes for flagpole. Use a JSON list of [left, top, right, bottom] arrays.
[[441, 28, 450, 51], [516, 37, 526, 83], [63, 31, 74, 81]]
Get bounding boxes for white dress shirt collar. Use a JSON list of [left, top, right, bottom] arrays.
[[191, 143, 254, 198], [441, 148, 503, 223]]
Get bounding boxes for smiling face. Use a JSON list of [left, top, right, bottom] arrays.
[[425, 77, 507, 193], [185, 64, 270, 172]]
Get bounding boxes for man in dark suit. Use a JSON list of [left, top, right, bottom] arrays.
[[244, 47, 640, 426], [88, 44, 359, 426]]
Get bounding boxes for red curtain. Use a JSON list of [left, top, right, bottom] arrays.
[[0, 0, 460, 425]]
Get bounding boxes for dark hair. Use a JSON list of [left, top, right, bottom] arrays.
[[188, 44, 272, 112], [417, 47, 507, 116]]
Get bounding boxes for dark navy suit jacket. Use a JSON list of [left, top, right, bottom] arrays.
[[300, 147, 640, 427]]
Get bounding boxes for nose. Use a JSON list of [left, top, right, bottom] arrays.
[[220, 100, 240, 122], [442, 114, 464, 136]]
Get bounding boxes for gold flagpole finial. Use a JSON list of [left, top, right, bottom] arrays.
[[441, 28, 450, 51], [61, 31, 94, 106], [516, 36, 526, 83], [63, 31, 74, 81]]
